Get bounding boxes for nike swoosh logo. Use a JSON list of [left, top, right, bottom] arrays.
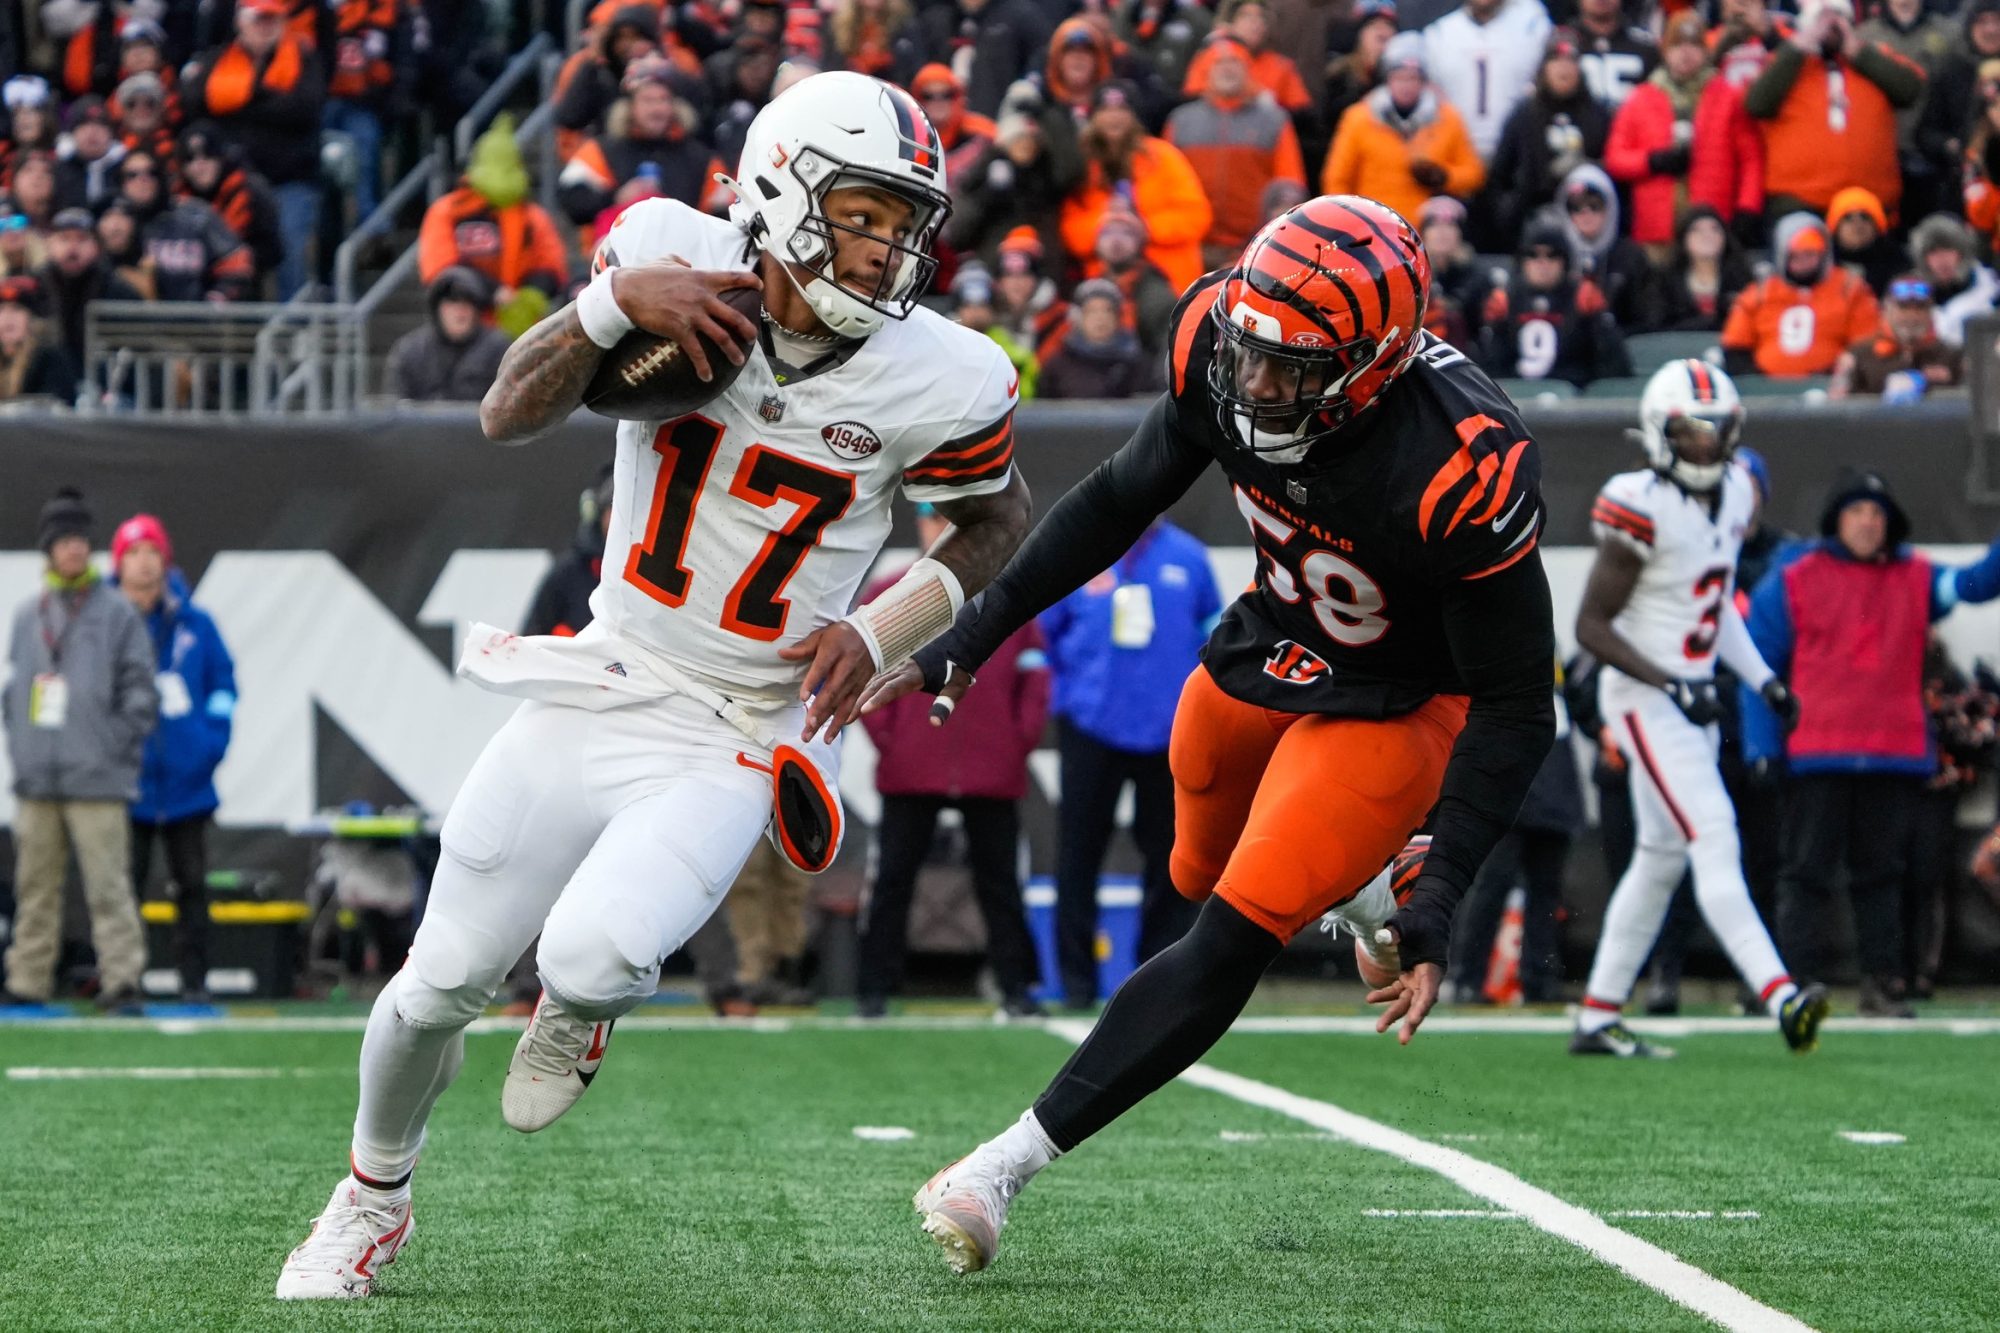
[[1490, 493, 1526, 532]]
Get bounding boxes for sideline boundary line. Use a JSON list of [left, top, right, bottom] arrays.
[[1045, 1020, 1817, 1333], [0, 1013, 1992, 1036]]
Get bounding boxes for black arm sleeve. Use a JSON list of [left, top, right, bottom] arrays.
[[1386, 549, 1558, 969], [914, 394, 1212, 688]]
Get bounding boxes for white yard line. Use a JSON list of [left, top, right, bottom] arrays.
[[1361, 1209, 1761, 1221], [1046, 1020, 1816, 1333], [6, 1066, 326, 1080]]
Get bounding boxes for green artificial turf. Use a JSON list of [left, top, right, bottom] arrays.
[[0, 1020, 1988, 1331]]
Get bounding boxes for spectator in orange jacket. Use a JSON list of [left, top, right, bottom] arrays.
[[1604, 12, 1764, 255], [1722, 211, 1881, 377], [1320, 32, 1482, 228], [1166, 36, 1305, 270], [1044, 18, 1115, 121], [1060, 81, 1212, 294], [181, 0, 328, 298], [557, 58, 728, 238], [1183, 1, 1310, 114], [1743, 0, 1925, 223], [909, 64, 998, 186], [418, 117, 569, 338]]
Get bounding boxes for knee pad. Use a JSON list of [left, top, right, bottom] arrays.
[[397, 947, 500, 1030], [537, 914, 659, 1022], [1169, 848, 1221, 903]]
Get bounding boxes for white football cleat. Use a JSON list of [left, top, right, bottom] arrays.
[[503, 990, 614, 1133], [914, 1150, 1020, 1275], [275, 1176, 413, 1300]]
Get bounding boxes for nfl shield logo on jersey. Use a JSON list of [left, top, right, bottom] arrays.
[[759, 394, 786, 424]]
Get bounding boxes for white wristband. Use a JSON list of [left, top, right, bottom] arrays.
[[844, 557, 964, 672], [576, 270, 635, 350]]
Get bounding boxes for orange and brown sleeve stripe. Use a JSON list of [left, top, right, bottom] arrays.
[[904, 412, 1015, 487], [1591, 497, 1655, 545]]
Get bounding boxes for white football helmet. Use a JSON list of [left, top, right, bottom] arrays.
[[1637, 358, 1744, 492], [721, 71, 950, 338]]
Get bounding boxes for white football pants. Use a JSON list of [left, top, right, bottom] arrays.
[[1580, 680, 1792, 1019], [350, 692, 801, 1181]]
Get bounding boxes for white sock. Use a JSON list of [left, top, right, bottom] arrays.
[[1762, 980, 1799, 1018], [350, 971, 467, 1192], [986, 1109, 1060, 1185], [1576, 1002, 1623, 1035]]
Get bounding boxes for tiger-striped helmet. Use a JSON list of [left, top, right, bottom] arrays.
[[1208, 195, 1430, 463]]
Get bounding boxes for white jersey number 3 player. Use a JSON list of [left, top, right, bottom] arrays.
[[1570, 360, 1827, 1060], [278, 72, 1030, 1299]]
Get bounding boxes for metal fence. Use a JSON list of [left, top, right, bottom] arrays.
[[81, 301, 365, 416]]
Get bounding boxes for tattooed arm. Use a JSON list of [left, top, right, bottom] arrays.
[[478, 306, 602, 446], [925, 469, 1034, 598], [479, 265, 763, 445]]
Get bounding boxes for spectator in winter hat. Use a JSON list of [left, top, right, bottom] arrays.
[[1061, 78, 1212, 293], [1417, 194, 1485, 346], [53, 95, 126, 213], [951, 262, 1038, 399], [177, 121, 283, 283], [0, 202, 47, 280], [1091, 207, 1175, 359], [1, 488, 157, 1013], [1320, 30, 1482, 228], [1830, 275, 1964, 400], [1546, 163, 1651, 330], [557, 56, 728, 234], [1826, 186, 1901, 292], [1183, 0, 1309, 114], [1486, 27, 1609, 244], [3, 76, 59, 182], [1166, 35, 1306, 270], [1475, 220, 1632, 388], [385, 265, 511, 403], [907, 64, 997, 185], [112, 513, 238, 1006], [1037, 278, 1160, 399], [1722, 211, 1880, 377], [32, 208, 144, 371], [552, 5, 664, 160], [1906, 213, 1999, 349], [1634, 204, 1755, 333], [114, 72, 179, 179], [989, 227, 1066, 361]]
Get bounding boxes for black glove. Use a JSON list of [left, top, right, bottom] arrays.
[[1664, 678, 1724, 726], [1761, 677, 1802, 733], [1383, 876, 1458, 973], [1647, 143, 1692, 176], [1409, 159, 1448, 190]]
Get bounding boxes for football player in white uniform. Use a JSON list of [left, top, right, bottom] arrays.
[[277, 71, 1031, 1299], [1570, 360, 1827, 1059]]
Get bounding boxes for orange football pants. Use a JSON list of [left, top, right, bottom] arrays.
[[1167, 665, 1468, 942]]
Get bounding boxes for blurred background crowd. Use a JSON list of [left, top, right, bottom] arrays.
[[4, 0, 2000, 1018], [1, 0, 1999, 403]]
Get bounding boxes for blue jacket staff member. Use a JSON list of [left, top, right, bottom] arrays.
[[1741, 471, 2000, 1017], [112, 514, 237, 1005], [1039, 519, 1222, 1007]]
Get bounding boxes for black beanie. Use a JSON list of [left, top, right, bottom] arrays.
[[1819, 469, 1910, 549], [37, 487, 92, 553]]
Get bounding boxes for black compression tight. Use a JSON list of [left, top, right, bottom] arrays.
[[1033, 895, 1286, 1152]]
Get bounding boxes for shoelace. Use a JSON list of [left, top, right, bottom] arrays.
[[291, 1201, 402, 1271], [517, 1003, 594, 1079]]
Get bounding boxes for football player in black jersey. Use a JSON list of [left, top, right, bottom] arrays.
[[847, 196, 1557, 1276]]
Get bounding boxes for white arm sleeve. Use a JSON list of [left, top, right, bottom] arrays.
[[1716, 594, 1774, 693]]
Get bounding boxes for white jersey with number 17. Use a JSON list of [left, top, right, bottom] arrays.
[[583, 198, 1019, 703], [1590, 461, 1758, 684]]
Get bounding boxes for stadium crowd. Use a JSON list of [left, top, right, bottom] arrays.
[[2, 0, 1999, 403]]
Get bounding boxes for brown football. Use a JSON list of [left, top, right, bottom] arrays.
[[581, 284, 762, 422]]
